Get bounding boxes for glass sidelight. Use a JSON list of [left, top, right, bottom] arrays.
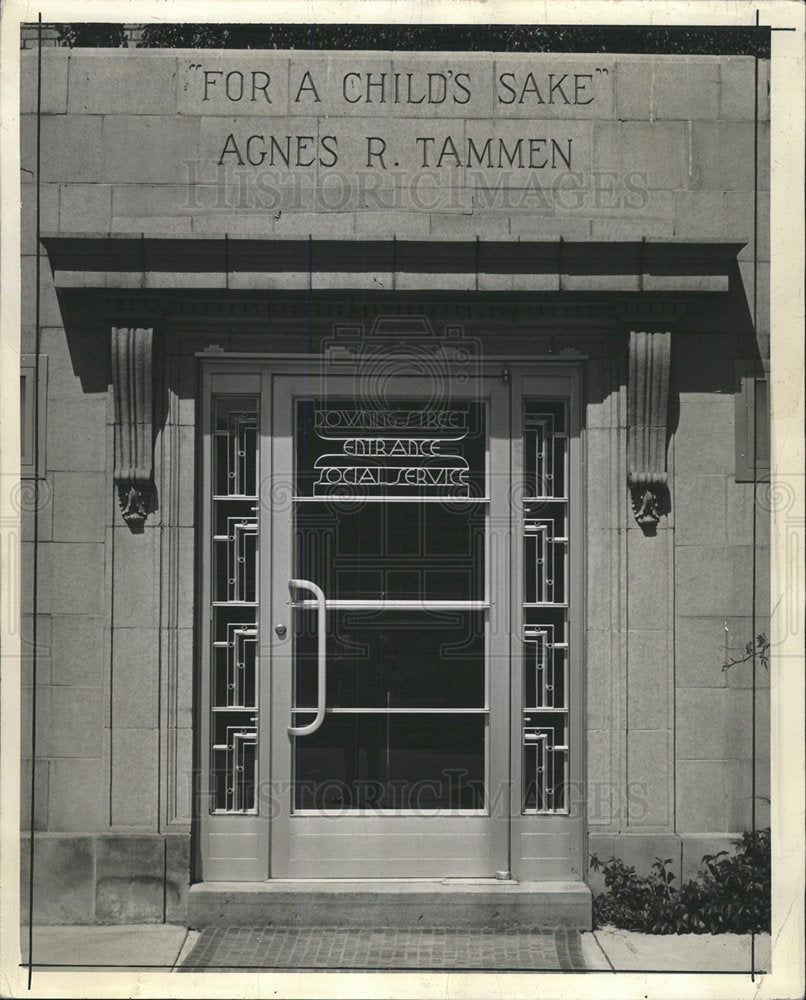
[[520, 401, 570, 814], [289, 397, 489, 813], [209, 396, 260, 813]]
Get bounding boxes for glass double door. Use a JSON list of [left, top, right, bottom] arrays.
[[269, 374, 510, 878]]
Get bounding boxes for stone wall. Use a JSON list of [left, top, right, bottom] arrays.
[[19, 48, 770, 921], [21, 50, 768, 248]]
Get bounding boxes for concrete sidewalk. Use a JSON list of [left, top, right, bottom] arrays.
[[18, 923, 771, 973], [20, 924, 195, 972], [580, 928, 771, 973]]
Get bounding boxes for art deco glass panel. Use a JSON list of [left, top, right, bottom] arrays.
[[521, 401, 570, 813], [209, 396, 259, 813]]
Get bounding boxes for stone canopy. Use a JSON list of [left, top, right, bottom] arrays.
[[41, 233, 744, 303]]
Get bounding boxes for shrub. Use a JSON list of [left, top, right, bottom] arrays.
[[590, 828, 770, 934]]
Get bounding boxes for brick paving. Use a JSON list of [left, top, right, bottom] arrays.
[[179, 926, 586, 971]]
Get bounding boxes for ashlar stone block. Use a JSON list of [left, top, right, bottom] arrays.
[[48, 685, 103, 758], [586, 730, 614, 824], [111, 628, 159, 729], [673, 190, 726, 239], [626, 529, 669, 627], [591, 121, 688, 190], [676, 760, 727, 832], [52, 471, 107, 543], [626, 730, 670, 827], [676, 546, 739, 619], [111, 216, 193, 235], [167, 726, 194, 824], [585, 632, 615, 731], [720, 56, 770, 122], [21, 115, 103, 183], [610, 833, 682, 877], [111, 526, 159, 626], [21, 51, 69, 114], [674, 474, 727, 547], [590, 219, 673, 240], [48, 543, 105, 616], [96, 835, 165, 923], [675, 616, 733, 688], [429, 214, 510, 238], [676, 687, 762, 761], [110, 728, 158, 828], [652, 59, 720, 121], [627, 629, 670, 731], [674, 398, 735, 474], [68, 54, 179, 114], [586, 530, 616, 631], [46, 398, 108, 473], [355, 212, 431, 238], [59, 183, 112, 232], [173, 630, 194, 729], [47, 758, 106, 832], [189, 214, 275, 237], [272, 211, 356, 237], [689, 122, 769, 191], [111, 184, 200, 219], [101, 116, 201, 184], [21, 835, 95, 925], [510, 217, 591, 239], [614, 58, 653, 119], [50, 614, 104, 686]]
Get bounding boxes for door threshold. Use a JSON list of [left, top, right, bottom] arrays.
[[188, 880, 592, 930], [261, 876, 519, 885]]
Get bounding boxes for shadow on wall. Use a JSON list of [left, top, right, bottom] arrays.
[[51, 259, 761, 532]]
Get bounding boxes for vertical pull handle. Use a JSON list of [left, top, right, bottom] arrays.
[[287, 579, 327, 737]]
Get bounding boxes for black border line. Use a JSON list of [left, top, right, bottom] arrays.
[[18, 12, 776, 985], [26, 11, 43, 991]]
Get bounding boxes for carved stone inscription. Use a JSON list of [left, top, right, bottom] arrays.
[[181, 55, 611, 174]]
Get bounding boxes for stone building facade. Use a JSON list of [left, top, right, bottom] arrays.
[[19, 42, 769, 927]]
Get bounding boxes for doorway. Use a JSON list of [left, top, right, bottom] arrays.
[[198, 361, 581, 882]]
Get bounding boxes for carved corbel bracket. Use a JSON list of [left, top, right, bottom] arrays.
[[627, 330, 671, 529], [111, 327, 154, 531]]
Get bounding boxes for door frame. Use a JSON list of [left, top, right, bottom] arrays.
[[268, 368, 511, 878], [196, 357, 585, 883]]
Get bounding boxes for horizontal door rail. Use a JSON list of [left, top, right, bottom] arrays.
[[290, 600, 489, 610], [291, 497, 491, 504], [291, 706, 489, 715]]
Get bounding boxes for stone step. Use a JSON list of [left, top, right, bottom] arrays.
[[188, 879, 592, 930]]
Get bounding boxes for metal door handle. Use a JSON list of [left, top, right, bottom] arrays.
[[287, 578, 327, 737]]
